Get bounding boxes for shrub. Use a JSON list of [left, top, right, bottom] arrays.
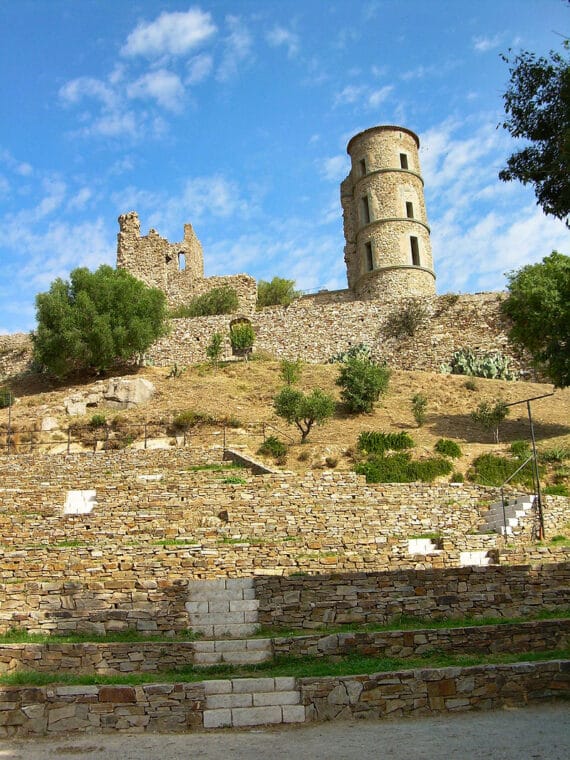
[[336, 358, 390, 413], [171, 287, 238, 318], [385, 297, 429, 338], [0, 388, 13, 409], [206, 332, 224, 366], [543, 484, 570, 496], [89, 414, 106, 428], [539, 446, 570, 463], [230, 322, 255, 358], [411, 393, 428, 427], [464, 379, 478, 392], [258, 435, 288, 459], [356, 453, 452, 483], [257, 277, 300, 307], [328, 343, 372, 364], [510, 440, 531, 460], [325, 456, 338, 468], [467, 453, 537, 488], [274, 386, 335, 442], [280, 358, 302, 386], [171, 410, 215, 431], [441, 348, 517, 381], [357, 430, 414, 455], [450, 470, 464, 482], [435, 438, 462, 458]]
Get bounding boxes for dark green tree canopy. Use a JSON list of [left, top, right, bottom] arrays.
[[33, 265, 168, 377], [501, 251, 570, 387], [499, 46, 570, 226], [257, 277, 300, 308]]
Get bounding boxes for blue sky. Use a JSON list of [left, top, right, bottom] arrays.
[[0, 0, 568, 334]]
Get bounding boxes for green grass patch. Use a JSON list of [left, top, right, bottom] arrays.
[[1, 648, 568, 687], [356, 452, 452, 483], [357, 430, 414, 455], [467, 453, 538, 488]]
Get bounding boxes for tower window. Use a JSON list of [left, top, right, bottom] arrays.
[[400, 153, 409, 170], [178, 252, 186, 271], [406, 201, 414, 218], [361, 196, 371, 225], [410, 237, 420, 266], [365, 242, 373, 271], [359, 158, 366, 177]]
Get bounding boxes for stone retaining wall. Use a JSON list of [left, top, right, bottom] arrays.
[[0, 619, 567, 675], [1, 563, 569, 635], [0, 660, 567, 736]]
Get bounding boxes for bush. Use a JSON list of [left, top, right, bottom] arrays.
[[441, 348, 517, 381], [173, 287, 238, 318], [230, 322, 255, 358], [357, 431, 414, 455], [385, 298, 429, 338], [206, 332, 224, 366], [467, 453, 537, 488], [171, 410, 215, 431], [257, 277, 300, 307], [257, 435, 287, 459], [356, 452, 452, 483], [0, 388, 13, 409], [89, 414, 106, 428], [328, 344, 372, 364], [411, 393, 427, 427], [33, 265, 168, 377], [510, 440, 531, 460], [543, 484, 569, 496], [435, 438, 462, 458], [539, 446, 570, 463], [450, 470, 464, 482], [336, 358, 390, 413]]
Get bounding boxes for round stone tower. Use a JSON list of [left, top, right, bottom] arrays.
[[341, 125, 436, 300]]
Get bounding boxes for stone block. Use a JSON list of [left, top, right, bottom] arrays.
[[282, 704, 306, 723], [207, 693, 252, 709], [253, 691, 300, 707], [204, 680, 232, 695], [232, 678, 276, 694], [203, 709, 232, 729], [231, 705, 282, 727]]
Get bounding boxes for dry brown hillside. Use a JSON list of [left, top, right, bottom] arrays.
[[1, 359, 569, 485]]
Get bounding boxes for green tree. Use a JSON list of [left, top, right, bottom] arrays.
[[229, 322, 255, 360], [499, 45, 570, 226], [33, 265, 168, 378], [280, 358, 303, 385], [274, 386, 335, 442], [470, 400, 510, 444], [180, 286, 238, 317], [257, 277, 300, 307], [336, 358, 390, 413], [501, 251, 570, 387], [411, 393, 428, 427]]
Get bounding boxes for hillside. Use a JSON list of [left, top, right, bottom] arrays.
[[1, 359, 569, 486]]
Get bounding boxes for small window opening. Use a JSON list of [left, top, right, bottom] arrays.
[[406, 201, 414, 219], [361, 196, 371, 225], [359, 158, 366, 177], [400, 153, 409, 170], [410, 236, 420, 266], [364, 242, 373, 271], [178, 252, 186, 271]]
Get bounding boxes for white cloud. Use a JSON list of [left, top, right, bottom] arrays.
[[266, 26, 300, 58], [217, 15, 254, 82], [368, 86, 393, 108], [334, 85, 365, 106], [59, 77, 117, 109], [127, 69, 185, 111], [121, 8, 216, 58], [473, 34, 502, 53], [67, 187, 92, 211], [186, 53, 213, 84], [321, 155, 348, 182]]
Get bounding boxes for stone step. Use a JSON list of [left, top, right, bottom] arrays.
[[193, 638, 272, 665], [186, 578, 260, 638], [203, 677, 305, 728]]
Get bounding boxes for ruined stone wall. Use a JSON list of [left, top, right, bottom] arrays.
[[149, 291, 531, 373], [116, 211, 256, 314]]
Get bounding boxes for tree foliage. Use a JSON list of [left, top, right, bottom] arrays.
[[470, 400, 510, 444], [175, 286, 238, 318], [229, 322, 255, 359], [257, 277, 300, 308], [501, 251, 570, 387], [33, 265, 168, 377], [274, 386, 335, 442], [499, 45, 570, 226], [336, 358, 391, 413]]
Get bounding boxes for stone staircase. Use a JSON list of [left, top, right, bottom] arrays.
[[479, 494, 536, 536]]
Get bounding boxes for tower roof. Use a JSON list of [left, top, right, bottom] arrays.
[[346, 125, 420, 154]]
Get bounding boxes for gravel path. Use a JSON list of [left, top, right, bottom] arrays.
[[2, 703, 569, 760]]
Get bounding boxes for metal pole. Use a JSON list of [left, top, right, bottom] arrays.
[[527, 400, 545, 540]]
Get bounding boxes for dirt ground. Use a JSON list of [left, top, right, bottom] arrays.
[[2, 703, 569, 760]]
